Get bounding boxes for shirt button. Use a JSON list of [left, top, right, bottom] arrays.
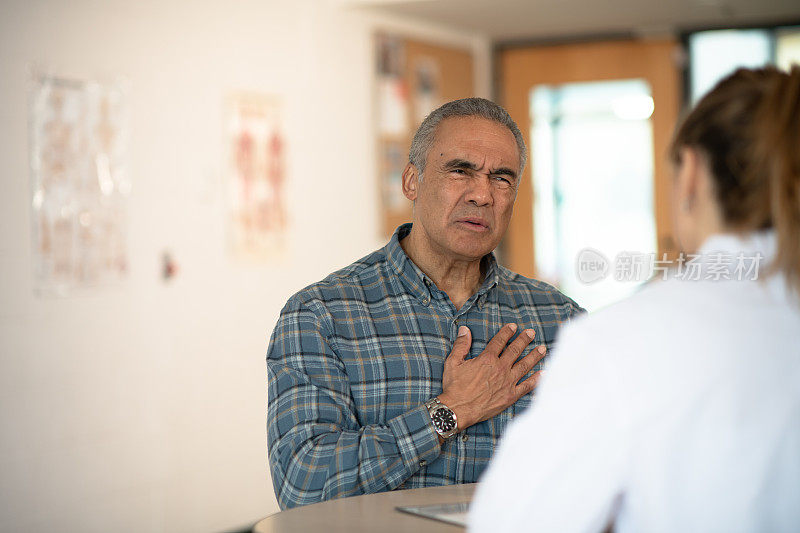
[[461, 434, 469, 442], [419, 460, 427, 467]]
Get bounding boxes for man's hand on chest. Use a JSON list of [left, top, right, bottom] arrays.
[[435, 323, 547, 432]]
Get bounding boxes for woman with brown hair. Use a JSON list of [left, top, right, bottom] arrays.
[[469, 66, 800, 533]]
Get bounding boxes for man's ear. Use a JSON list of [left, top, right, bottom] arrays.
[[401, 163, 420, 201]]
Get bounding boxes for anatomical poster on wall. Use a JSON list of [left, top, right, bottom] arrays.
[[29, 75, 130, 295], [227, 93, 286, 259]]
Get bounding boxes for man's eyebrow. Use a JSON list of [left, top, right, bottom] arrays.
[[491, 167, 518, 180], [443, 158, 479, 171], [443, 158, 518, 181]]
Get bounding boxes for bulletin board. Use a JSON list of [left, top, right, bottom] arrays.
[[375, 33, 475, 238]]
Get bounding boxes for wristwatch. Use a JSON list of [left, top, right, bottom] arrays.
[[425, 397, 458, 439]]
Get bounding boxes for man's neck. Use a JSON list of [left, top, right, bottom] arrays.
[[400, 226, 485, 310]]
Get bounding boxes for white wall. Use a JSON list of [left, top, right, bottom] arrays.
[[0, 1, 490, 531]]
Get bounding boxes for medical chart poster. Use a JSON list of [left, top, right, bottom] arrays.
[[28, 75, 130, 295], [227, 93, 286, 260]]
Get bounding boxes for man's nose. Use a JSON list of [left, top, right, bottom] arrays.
[[466, 175, 493, 206]]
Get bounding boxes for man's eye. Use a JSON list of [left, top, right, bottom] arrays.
[[493, 176, 511, 185], [451, 168, 466, 174]]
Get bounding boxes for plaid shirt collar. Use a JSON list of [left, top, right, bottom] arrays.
[[384, 223, 499, 307]]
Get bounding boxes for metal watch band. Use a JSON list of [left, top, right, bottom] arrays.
[[425, 397, 458, 439]]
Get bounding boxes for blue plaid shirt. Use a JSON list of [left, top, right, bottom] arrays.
[[267, 224, 584, 509]]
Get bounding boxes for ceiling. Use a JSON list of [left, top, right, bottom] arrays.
[[348, 0, 800, 42]]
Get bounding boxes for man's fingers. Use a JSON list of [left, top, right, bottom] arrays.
[[512, 345, 547, 381], [447, 325, 472, 362], [530, 344, 547, 366], [515, 369, 543, 396], [482, 323, 518, 356], [499, 328, 536, 363]]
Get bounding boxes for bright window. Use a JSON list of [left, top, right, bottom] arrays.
[[688, 26, 800, 103], [531, 79, 657, 311]]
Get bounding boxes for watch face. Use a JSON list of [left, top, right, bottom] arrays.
[[431, 407, 456, 433]]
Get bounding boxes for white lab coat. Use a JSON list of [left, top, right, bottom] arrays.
[[469, 232, 800, 533]]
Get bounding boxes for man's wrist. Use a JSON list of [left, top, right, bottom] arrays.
[[434, 393, 474, 432], [425, 396, 460, 439]]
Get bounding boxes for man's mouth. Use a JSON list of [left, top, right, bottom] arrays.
[[457, 218, 489, 231]]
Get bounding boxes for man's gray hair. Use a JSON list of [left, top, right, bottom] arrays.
[[408, 97, 527, 176]]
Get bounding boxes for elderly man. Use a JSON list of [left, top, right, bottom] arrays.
[[266, 97, 583, 509]]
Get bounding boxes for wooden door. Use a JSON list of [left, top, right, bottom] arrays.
[[498, 39, 681, 278]]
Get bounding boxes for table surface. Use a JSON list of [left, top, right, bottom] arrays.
[[252, 483, 476, 533]]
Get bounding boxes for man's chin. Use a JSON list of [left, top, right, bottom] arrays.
[[449, 238, 497, 260]]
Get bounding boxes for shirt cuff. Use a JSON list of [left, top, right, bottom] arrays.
[[387, 403, 441, 471]]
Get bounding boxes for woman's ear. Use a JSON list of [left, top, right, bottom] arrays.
[[673, 145, 721, 253], [676, 146, 701, 213], [401, 163, 419, 201]]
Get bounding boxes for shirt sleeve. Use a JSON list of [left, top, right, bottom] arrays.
[[266, 297, 442, 509], [566, 297, 587, 320], [468, 319, 629, 533]]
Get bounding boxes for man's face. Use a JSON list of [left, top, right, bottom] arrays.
[[404, 116, 521, 261]]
